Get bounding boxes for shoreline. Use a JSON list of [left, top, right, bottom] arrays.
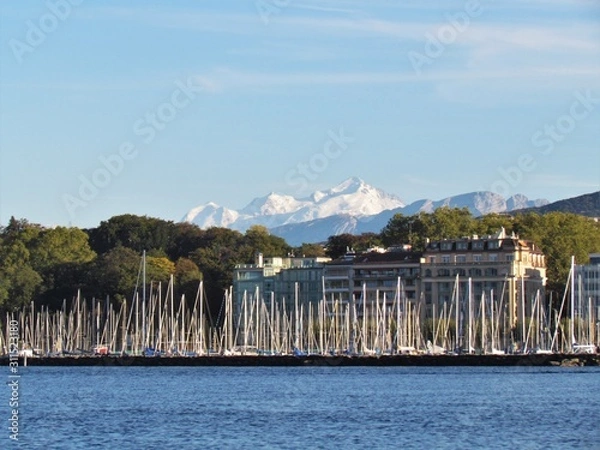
[[3, 353, 599, 367]]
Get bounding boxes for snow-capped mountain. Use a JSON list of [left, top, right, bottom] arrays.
[[182, 202, 240, 228], [183, 177, 405, 232], [182, 178, 549, 245], [271, 191, 548, 245]]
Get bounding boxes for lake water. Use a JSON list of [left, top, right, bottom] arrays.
[[3, 366, 599, 449]]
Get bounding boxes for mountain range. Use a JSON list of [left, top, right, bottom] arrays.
[[517, 191, 600, 217], [183, 177, 554, 245]]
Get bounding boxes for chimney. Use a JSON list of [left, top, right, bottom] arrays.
[[255, 252, 264, 268]]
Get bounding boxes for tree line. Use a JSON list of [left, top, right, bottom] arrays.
[[1, 209, 599, 315]]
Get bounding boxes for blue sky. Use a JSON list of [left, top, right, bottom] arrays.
[[1, 0, 599, 228]]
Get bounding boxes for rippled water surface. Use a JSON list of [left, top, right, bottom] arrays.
[[3, 366, 599, 449]]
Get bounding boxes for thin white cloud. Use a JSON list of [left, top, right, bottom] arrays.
[[290, 2, 359, 14], [76, 6, 259, 34], [462, 24, 600, 53], [76, 5, 599, 49], [193, 66, 600, 92]]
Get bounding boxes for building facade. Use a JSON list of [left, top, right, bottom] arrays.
[[233, 229, 548, 332], [420, 228, 546, 330], [233, 254, 331, 314], [322, 247, 423, 314], [575, 253, 600, 318]]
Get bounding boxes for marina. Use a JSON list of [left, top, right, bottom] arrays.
[[2, 258, 597, 366]]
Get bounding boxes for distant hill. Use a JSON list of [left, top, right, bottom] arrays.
[[515, 191, 600, 217]]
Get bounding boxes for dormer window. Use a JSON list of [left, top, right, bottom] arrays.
[[488, 241, 500, 250], [456, 242, 468, 250], [472, 241, 484, 250]]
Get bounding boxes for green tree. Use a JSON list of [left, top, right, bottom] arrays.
[[25, 227, 96, 308], [325, 233, 359, 259], [294, 243, 327, 257], [380, 213, 415, 248], [427, 207, 475, 241], [474, 213, 515, 237], [87, 214, 174, 255], [167, 222, 206, 260], [0, 240, 43, 311], [325, 233, 380, 259], [188, 227, 246, 316], [241, 225, 290, 260], [89, 246, 142, 302], [515, 212, 600, 294], [30, 226, 96, 272], [146, 256, 176, 283], [175, 257, 203, 302], [381, 208, 475, 251]]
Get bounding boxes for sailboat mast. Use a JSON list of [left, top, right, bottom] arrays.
[[570, 255, 576, 350], [142, 250, 146, 351]]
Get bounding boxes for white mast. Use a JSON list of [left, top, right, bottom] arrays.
[[570, 255, 576, 350], [142, 250, 146, 351]]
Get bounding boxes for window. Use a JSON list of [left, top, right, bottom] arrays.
[[489, 254, 498, 262], [439, 282, 452, 291], [441, 255, 451, 264], [456, 242, 468, 250], [473, 254, 482, 263], [506, 254, 515, 262], [428, 256, 436, 264], [488, 241, 500, 250], [326, 280, 348, 289], [456, 255, 466, 263], [326, 269, 349, 277], [441, 242, 453, 251], [472, 241, 484, 250]]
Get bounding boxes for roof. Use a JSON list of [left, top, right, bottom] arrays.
[[328, 250, 422, 266]]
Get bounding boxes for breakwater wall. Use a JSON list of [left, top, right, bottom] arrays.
[[5, 353, 599, 367]]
